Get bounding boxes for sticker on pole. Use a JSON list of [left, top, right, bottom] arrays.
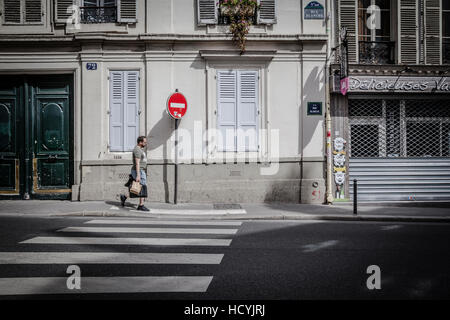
[[167, 92, 188, 119]]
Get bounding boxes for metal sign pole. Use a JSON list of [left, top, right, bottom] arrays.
[[174, 118, 179, 204]]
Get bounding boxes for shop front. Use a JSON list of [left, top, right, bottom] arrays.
[[331, 73, 450, 201]]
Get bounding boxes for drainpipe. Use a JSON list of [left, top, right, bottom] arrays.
[[325, 0, 335, 205]]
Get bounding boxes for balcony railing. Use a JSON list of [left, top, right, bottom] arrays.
[[217, 8, 258, 25], [80, 6, 117, 24], [359, 41, 395, 65]]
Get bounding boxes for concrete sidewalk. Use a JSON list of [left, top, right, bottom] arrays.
[[1, 199, 450, 222]]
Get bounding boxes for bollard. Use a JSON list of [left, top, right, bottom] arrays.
[[353, 179, 357, 215]]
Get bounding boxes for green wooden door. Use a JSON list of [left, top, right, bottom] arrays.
[[0, 78, 22, 196], [0, 75, 72, 199]]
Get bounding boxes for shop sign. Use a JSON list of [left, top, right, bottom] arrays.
[[347, 76, 450, 93]]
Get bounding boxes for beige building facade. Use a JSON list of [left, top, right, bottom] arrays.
[[0, 0, 329, 203]]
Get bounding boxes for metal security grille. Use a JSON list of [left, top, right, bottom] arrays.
[[348, 98, 450, 201], [349, 99, 450, 158]]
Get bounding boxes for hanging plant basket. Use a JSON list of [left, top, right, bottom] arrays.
[[220, 0, 259, 53]]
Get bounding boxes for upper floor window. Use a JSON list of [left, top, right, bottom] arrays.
[[197, 0, 276, 26], [2, 0, 43, 25], [80, 0, 117, 24], [444, 1, 450, 64], [54, 0, 136, 25], [357, 0, 394, 64]]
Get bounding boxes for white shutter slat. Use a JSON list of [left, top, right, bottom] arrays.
[[237, 70, 258, 152], [339, 0, 357, 63], [217, 70, 237, 152], [197, 0, 217, 25], [4, 0, 21, 23], [117, 0, 137, 23], [25, 0, 43, 23], [55, 0, 76, 23], [258, 0, 276, 24], [110, 71, 125, 152], [425, 0, 441, 64], [400, 0, 418, 64], [124, 71, 139, 152]]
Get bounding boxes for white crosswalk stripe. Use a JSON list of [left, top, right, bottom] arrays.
[[0, 276, 213, 295], [20, 236, 232, 246], [85, 219, 242, 226], [0, 252, 224, 265], [57, 226, 238, 235], [0, 219, 242, 296]]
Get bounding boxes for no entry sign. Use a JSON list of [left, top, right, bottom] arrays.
[[167, 92, 187, 119]]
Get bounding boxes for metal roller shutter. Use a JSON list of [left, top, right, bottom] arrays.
[[348, 97, 450, 201]]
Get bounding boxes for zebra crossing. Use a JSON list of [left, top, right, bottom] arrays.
[[0, 218, 242, 296]]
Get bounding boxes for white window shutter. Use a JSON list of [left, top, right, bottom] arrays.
[[4, 0, 21, 23], [110, 71, 125, 152], [257, 0, 276, 25], [117, 0, 137, 23], [54, 0, 77, 23], [399, 0, 418, 64], [424, 0, 441, 64], [237, 70, 258, 152], [197, 0, 217, 25], [24, 0, 43, 23], [124, 71, 140, 152], [217, 70, 237, 152], [338, 0, 357, 63]]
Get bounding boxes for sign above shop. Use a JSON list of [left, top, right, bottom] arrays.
[[304, 1, 325, 20], [167, 91, 188, 119], [344, 76, 450, 93]]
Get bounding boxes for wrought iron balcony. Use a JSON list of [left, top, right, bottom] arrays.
[[80, 6, 117, 24], [359, 41, 395, 65]]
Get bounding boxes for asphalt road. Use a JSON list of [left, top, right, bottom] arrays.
[[0, 216, 449, 300]]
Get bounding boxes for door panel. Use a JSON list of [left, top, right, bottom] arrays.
[[31, 78, 71, 195], [0, 79, 20, 195], [0, 75, 72, 199]]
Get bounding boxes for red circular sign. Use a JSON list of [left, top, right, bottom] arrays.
[[167, 92, 188, 119]]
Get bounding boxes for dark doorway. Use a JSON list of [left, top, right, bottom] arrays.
[[0, 75, 73, 199]]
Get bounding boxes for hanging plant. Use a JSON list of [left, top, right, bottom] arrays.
[[220, 0, 259, 53]]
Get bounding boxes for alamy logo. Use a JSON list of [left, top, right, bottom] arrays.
[[66, 5, 81, 30], [66, 265, 81, 290], [366, 5, 381, 30], [366, 265, 381, 290]]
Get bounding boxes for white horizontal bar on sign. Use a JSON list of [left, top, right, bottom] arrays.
[[170, 102, 186, 109], [85, 219, 243, 226], [0, 252, 224, 265], [20, 237, 232, 247], [145, 209, 247, 215], [0, 276, 213, 295], [57, 227, 238, 235]]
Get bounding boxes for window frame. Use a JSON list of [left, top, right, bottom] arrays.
[[108, 70, 141, 153], [204, 62, 269, 163], [357, 0, 392, 43], [443, 3, 450, 64], [1, 0, 44, 25]]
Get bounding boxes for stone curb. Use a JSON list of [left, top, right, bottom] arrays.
[[1, 211, 450, 223]]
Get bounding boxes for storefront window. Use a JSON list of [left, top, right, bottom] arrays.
[[349, 99, 450, 158]]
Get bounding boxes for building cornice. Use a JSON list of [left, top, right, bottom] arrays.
[[0, 33, 328, 43]]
